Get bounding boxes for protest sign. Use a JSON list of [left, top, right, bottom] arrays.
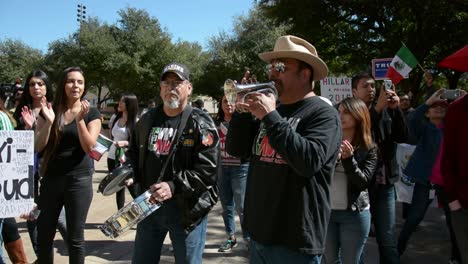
[[0, 131, 35, 218], [320, 76, 352, 105], [372, 58, 393, 80]]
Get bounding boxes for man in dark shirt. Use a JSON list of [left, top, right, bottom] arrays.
[[352, 72, 407, 264], [227, 35, 341, 263]]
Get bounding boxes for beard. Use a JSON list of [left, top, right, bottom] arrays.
[[164, 98, 180, 109]]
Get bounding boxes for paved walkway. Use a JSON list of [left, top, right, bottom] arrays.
[[12, 153, 454, 263]]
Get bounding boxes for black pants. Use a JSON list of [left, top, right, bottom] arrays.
[[37, 170, 93, 264], [434, 185, 462, 262], [107, 158, 126, 209]]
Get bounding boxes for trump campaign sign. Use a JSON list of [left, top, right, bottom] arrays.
[[372, 58, 393, 80]]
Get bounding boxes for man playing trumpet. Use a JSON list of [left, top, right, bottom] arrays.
[[226, 35, 342, 263]]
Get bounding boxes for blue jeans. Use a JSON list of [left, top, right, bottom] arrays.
[[397, 182, 433, 255], [218, 164, 249, 239], [132, 199, 208, 264], [325, 209, 370, 264], [368, 184, 399, 264], [250, 240, 321, 264]]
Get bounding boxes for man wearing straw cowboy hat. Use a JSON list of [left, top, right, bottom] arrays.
[[227, 35, 342, 263]]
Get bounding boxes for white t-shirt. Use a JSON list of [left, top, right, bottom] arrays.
[[108, 119, 129, 160], [331, 161, 348, 210]]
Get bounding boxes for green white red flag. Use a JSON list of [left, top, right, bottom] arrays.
[[386, 46, 419, 84]]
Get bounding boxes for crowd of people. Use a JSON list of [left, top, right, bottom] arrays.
[[0, 34, 466, 264]]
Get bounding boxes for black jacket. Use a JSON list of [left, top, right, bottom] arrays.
[[369, 106, 407, 183], [227, 97, 342, 255], [340, 145, 378, 211], [126, 106, 219, 232]]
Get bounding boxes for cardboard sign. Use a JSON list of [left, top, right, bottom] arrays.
[[0, 131, 35, 218], [320, 76, 352, 105]]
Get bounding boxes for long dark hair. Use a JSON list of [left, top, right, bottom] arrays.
[[42, 67, 86, 175], [339, 97, 373, 150], [215, 98, 224, 123], [13, 70, 54, 128], [111, 93, 138, 142]]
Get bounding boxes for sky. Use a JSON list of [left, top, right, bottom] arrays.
[[0, 0, 255, 53]]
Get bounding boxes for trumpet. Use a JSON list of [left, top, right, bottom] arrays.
[[223, 79, 278, 112]]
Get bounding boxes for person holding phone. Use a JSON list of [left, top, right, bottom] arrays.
[[35, 67, 101, 264], [397, 89, 450, 256], [351, 72, 407, 263]]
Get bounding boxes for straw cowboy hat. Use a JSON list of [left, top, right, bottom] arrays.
[[259, 35, 328, 81]]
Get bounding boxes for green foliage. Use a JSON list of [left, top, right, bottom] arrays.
[[40, 7, 210, 105], [0, 39, 43, 83], [197, 7, 291, 99], [257, 0, 468, 101]]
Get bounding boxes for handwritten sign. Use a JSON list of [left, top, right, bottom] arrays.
[[320, 76, 352, 105], [0, 131, 35, 218]]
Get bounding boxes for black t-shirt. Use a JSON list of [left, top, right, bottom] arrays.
[[47, 108, 101, 176], [144, 107, 181, 185]]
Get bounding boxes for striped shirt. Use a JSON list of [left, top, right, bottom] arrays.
[[0, 111, 14, 131]]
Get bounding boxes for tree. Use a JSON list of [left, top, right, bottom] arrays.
[[43, 7, 208, 105], [257, 0, 468, 102], [197, 7, 291, 99], [0, 39, 43, 83]]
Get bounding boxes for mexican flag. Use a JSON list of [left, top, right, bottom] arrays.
[[89, 134, 113, 161], [386, 46, 419, 84]]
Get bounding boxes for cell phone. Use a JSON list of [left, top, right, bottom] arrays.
[[442, 90, 461, 100], [384, 79, 393, 91]]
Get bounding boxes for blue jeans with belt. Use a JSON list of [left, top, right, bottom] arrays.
[[218, 164, 249, 240], [325, 209, 371, 264], [132, 199, 208, 264]]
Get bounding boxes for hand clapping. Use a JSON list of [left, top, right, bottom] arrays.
[[40, 97, 55, 125], [340, 140, 354, 159]]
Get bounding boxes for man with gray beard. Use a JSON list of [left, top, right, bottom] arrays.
[[126, 62, 220, 263]]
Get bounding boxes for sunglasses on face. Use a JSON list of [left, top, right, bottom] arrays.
[[265, 61, 286, 74]]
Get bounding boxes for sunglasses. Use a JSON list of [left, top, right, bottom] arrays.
[[265, 61, 286, 74]]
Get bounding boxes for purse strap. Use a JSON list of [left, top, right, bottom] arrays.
[[156, 105, 193, 183]]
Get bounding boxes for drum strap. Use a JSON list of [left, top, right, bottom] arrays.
[[156, 105, 193, 183]]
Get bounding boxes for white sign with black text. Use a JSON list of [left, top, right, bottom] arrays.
[[0, 131, 35, 218], [320, 76, 352, 105]]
